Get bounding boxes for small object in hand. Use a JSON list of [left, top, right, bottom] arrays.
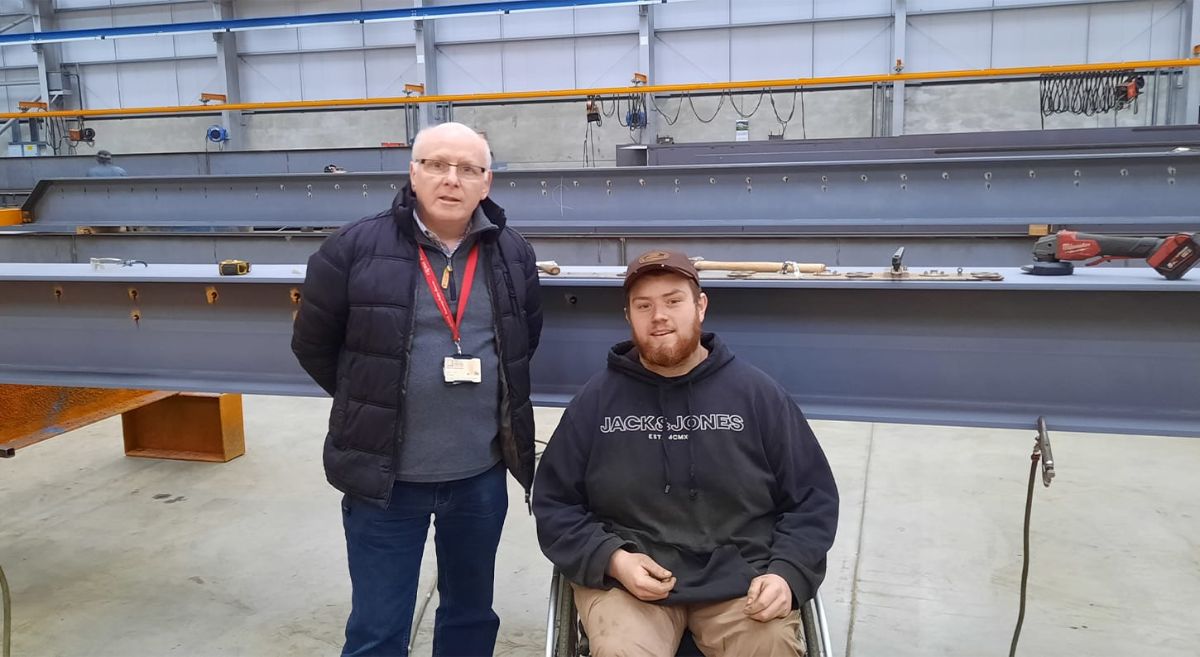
[[219, 259, 251, 276]]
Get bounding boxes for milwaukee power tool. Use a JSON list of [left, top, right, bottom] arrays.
[[1023, 230, 1198, 279]]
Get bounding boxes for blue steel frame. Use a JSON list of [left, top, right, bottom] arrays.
[[0, 0, 670, 46]]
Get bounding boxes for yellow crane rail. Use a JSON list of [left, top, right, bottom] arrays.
[[2, 57, 1196, 120]]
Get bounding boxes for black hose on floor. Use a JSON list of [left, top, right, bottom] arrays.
[[1008, 452, 1040, 657], [1, 563, 10, 657]]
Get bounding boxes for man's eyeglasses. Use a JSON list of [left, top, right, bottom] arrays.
[[416, 158, 488, 180]]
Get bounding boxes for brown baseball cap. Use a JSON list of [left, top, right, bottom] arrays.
[[623, 249, 701, 291]]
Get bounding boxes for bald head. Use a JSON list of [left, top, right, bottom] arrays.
[[412, 122, 492, 169]]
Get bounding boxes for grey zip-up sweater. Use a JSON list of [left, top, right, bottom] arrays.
[[397, 209, 502, 482]]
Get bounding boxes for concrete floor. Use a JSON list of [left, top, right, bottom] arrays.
[[2, 395, 1198, 657]]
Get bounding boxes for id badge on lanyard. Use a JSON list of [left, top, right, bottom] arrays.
[[418, 244, 483, 385]]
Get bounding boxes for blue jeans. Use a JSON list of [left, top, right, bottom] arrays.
[[341, 462, 509, 657]]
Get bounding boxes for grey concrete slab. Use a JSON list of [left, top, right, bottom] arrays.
[[2, 397, 1197, 657], [847, 424, 1200, 657]]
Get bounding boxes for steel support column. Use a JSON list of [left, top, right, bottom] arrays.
[[212, 0, 243, 150], [29, 0, 63, 145], [638, 3, 658, 145], [412, 0, 442, 132], [891, 0, 907, 136], [1185, 0, 1200, 124]]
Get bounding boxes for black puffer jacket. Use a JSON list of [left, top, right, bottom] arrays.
[[291, 186, 543, 507]]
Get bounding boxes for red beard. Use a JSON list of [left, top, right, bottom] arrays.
[[634, 315, 702, 369]]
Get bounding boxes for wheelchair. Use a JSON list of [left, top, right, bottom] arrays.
[[544, 569, 833, 657]]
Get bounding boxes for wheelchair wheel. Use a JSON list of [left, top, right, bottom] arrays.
[[552, 573, 578, 657]]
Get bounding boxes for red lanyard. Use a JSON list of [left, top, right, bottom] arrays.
[[418, 244, 480, 353]]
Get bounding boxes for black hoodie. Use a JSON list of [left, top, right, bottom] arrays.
[[533, 333, 839, 605]]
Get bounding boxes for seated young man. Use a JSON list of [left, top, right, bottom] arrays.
[[533, 250, 839, 657]]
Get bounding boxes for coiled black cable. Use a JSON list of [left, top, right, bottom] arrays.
[[1039, 70, 1139, 116]]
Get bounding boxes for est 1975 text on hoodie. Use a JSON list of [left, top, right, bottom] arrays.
[[533, 333, 839, 606]]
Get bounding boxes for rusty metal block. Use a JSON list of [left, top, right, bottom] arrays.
[[121, 393, 245, 462], [0, 385, 175, 457]]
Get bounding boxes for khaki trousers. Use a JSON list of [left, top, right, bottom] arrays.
[[572, 584, 804, 657]]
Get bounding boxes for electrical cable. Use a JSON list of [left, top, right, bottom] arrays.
[[648, 93, 682, 126], [2, 563, 10, 657], [1039, 70, 1139, 116], [768, 88, 799, 137], [729, 90, 764, 118], [687, 92, 726, 123], [1008, 450, 1040, 657]]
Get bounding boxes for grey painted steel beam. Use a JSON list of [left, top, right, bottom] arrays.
[[19, 151, 1200, 236], [0, 232, 1112, 269], [0, 146, 413, 192], [0, 264, 1196, 437], [635, 125, 1200, 165]]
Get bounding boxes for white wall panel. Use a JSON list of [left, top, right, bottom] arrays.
[[908, 13, 992, 71], [571, 6, 637, 34], [502, 38, 574, 91], [77, 63, 120, 107], [992, 6, 1088, 67], [731, 0, 813, 24], [436, 14, 500, 42], [364, 47, 419, 96], [1, 45, 37, 68], [501, 10, 573, 39], [656, 28, 730, 83], [235, 0, 300, 53], [171, 3, 216, 58], [730, 24, 814, 79], [116, 60, 179, 105], [574, 34, 638, 87], [812, 18, 890, 76], [238, 53, 302, 102], [1148, 0, 1185, 60], [175, 57, 220, 105], [656, 0, 728, 30], [54, 0, 109, 8], [56, 11, 116, 63], [297, 0, 364, 50], [363, 21, 416, 48], [1088, 3, 1156, 62], [815, 0, 890, 19], [299, 50, 367, 99], [909, 0, 990, 12], [436, 42, 502, 94], [113, 6, 174, 61], [362, 0, 416, 47]]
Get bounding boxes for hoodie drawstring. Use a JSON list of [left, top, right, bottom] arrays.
[[685, 380, 699, 500], [657, 387, 673, 494]]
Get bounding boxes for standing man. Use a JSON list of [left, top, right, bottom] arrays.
[[533, 250, 838, 656], [86, 150, 128, 176], [292, 122, 542, 657]]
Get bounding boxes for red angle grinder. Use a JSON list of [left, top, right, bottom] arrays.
[[1023, 230, 1199, 280]]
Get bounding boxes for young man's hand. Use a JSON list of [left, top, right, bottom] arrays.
[[744, 574, 792, 622], [606, 549, 676, 602]]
